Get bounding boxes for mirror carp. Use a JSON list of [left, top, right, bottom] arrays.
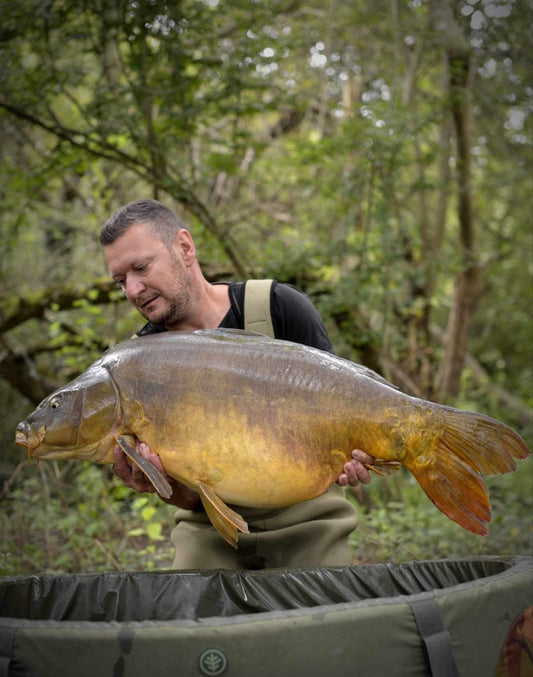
[[15, 329, 530, 548]]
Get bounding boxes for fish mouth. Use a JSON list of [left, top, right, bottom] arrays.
[[15, 425, 65, 464], [15, 423, 45, 453], [15, 430, 31, 449]]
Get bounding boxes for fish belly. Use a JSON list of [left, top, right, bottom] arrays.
[[140, 398, 353, 508]]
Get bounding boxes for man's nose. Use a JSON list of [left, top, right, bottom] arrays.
[[124, 274, 146, 299]]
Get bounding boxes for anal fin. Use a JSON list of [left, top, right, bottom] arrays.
[[117, 435, 173, 499], [197, 480, 249, 549]]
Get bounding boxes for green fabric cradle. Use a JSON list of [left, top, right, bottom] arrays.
[[1, 556, 532, 677]]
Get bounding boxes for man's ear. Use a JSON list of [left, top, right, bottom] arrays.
[[174, 229, 196, 265]]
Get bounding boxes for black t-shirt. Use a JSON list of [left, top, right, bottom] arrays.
[[136, 281, 334, 354]]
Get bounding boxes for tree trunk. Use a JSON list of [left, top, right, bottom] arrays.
[[436, 267, 482, 398], [430, 0, 483, 399]]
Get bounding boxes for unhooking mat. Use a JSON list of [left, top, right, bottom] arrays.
[[0, 556, 532, 677]]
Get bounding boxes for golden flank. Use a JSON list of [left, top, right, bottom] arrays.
[[15, 329, 530, 548]]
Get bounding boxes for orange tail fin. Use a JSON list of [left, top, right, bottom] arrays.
[[406, 408, 530, 535]]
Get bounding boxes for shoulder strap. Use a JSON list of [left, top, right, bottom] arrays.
[[244, 279, 275, 338]]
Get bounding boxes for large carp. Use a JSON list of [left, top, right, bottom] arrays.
[[15, 329, 530, 547]]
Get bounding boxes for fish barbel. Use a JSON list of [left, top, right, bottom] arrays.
[[14, 329, 530, 547]]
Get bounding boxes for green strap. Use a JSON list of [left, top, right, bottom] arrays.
[[409, 599, 460, 677], [0, 625, 15, 677], [244, 279, 274, 338]]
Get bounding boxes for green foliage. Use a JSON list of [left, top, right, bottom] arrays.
[[0, 463, 176, 575]]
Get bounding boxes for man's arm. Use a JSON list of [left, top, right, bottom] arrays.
[[113, 442, 200, 509]]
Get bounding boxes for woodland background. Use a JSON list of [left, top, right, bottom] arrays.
[[0, 0, 532, 575]]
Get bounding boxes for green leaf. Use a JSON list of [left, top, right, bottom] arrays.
[[132, 497, 149, 510], [141, 506, 157, 522], [127, 528, 144, 537], [146, 522, 164, 541]]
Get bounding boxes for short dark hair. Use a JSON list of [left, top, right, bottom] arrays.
[[99, 199, 187, 249]]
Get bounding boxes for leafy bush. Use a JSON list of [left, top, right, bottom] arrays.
[[0, 462, 176, 575]]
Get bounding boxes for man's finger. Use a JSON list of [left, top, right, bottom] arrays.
[[351, 448, 375, 465]]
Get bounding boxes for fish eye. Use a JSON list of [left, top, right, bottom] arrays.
[[50, 396, 62, 409]]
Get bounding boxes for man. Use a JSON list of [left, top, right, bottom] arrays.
[[100, 198, 375, 569]]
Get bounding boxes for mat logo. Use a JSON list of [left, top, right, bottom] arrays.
[[198, 647, 228, 675]]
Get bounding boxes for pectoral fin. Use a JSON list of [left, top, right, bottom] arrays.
[[117, 435, 173, 499], [197, 480, 249, 548], [366, 460, 402, 477]]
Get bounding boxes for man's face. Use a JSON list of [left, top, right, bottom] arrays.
[[104, 223, 196, 328]]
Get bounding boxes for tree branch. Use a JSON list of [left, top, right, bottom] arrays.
[[0, 263, 234, 335], [0, 341, 59, 404], [0, 102, 251, 276], [0, 279, 118, 334]]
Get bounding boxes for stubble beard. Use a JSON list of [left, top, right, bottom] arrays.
[[141, 256, 197, 328], [156, 289, 194, 327]]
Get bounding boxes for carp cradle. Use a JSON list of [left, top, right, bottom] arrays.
[[0, 556, 532, 677]]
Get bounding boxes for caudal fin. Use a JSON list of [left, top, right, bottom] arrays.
[[406, 408, 530, 535]]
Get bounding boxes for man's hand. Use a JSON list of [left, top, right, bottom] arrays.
[[336, 449, 375, 487], [112, 441, 200, 509]]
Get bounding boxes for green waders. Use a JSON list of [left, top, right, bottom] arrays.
[[170, 485, 357, 569]]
